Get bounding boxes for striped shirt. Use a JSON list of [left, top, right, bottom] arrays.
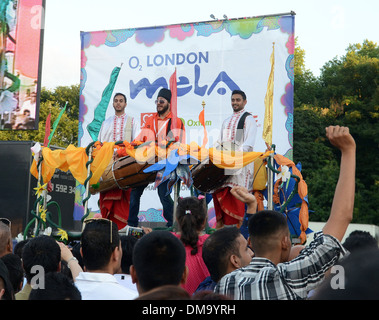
[[214, 232, 346, 300]]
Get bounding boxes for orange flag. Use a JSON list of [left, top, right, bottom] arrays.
[[198, 102, 208, 147]]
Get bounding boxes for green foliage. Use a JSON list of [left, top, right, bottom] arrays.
[[294, 39, 379, 224], [306, 159, 340, 222]]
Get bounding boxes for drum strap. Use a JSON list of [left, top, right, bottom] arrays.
[[123, 116, 133, 142], [235, 111, 251, 145], [162, 118, 184, 143]]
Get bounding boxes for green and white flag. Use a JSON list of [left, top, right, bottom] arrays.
[[87, 66, 121, 141]]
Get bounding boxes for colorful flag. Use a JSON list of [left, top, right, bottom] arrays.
[[44, 112, 51, 147], [48, 102, 67, 147], [262, 43, 275, 146], [87, 66, 121, 141], [169, 69, 178, 132]]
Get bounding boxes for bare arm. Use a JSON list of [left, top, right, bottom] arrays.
[[230, 186, 257, 214], [322, 126, 356, 242], [57, 241, 83, 281]]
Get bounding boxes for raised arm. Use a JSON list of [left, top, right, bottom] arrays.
[[322, 126, 356, 242], [230, 186, 257, 214], [57, 241, 83, 281]]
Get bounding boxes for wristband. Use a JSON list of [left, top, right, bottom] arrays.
[[67, 256, 78, 268]]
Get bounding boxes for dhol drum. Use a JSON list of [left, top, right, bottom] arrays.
[[90, 155, 157, 194], [191, 142, 241, 193], [191, 158, 229, 193]]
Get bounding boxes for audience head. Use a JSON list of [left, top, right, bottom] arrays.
[[119, 235, 137, 274], [343, 230, 378, 253], [13, 239, 30, 259], [0, 218, 12, 257], [248, 210, 291, 263], [313, 248, 379, 299], [29, 272, 81, 300], [203, 227, 253, 282], [81, 218, 121, 273], [0, 259, 14, 300], [1, 253, 24, 294], [135, 285, 190, 300], [22, 235, 61, 283], [130, 230, 186, 293], [176, 196, 207, 255]]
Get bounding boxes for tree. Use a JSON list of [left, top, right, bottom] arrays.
[[0, 85, 80, 148], [40, 85, 80, 120], [319, 40, 379, 186], [293, 39, 379, 224]]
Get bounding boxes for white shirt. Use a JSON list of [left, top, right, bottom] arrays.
[[217, 109, 257, 152], [75, 272, 138, 300], [215, 109, 258, 191], [98, 114, 139, 143], [114, 273, 138, 293]]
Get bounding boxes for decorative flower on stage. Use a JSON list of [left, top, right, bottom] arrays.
[[278, 165, 291, 182], [15, 233, 24, 243], [143, 149, 198, 195], [34, 182, 48, 198], [43, 227, 52, 236], [31, 142, 42, 161], [38, 205, 47, 222], [57, 228, 68, 242]]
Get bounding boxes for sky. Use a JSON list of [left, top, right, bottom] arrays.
[[41, 0, 379, 89]]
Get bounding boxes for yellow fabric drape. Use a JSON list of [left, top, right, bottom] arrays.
[[209, 148, 272, 169], [30, 145, 87, 184], [30, 142, 272, 187], [253, 158, 268, 191], [89, 142, 115, 185], [30, 142, 115, 185]]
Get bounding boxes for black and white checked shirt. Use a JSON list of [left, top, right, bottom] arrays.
[[214, 232, 347, 300]]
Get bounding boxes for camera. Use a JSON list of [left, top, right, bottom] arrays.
[[124, 225, 145, 239]]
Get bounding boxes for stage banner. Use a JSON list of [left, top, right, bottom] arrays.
[[0, 0, 45, 130], [78, 14, 295, 219]]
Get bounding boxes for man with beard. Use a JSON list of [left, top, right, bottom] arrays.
[[129, 88, 185, 228], [212, 90, 258, 228]]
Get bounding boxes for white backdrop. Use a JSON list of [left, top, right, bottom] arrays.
[[77, 14, 295, 215]]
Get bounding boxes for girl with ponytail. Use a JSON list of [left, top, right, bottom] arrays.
[[173, 196, 210, 295]]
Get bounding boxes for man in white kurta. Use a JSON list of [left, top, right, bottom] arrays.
[[212, 90, 257, 228], [98, 95, 139, 143], [97, 93, 139, 230]]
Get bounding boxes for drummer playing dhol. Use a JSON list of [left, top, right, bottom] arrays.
[[212, 89, 258, 229], [98, 92, 140, 229], [129, 88, 186, 228]]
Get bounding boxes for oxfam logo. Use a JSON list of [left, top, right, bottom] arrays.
[[182, 118, 212, 127]]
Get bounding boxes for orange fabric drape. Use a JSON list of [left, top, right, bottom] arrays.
[[253, 191, 265, 212]]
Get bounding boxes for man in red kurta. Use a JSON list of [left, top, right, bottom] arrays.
[[128, 88, 185, 227]]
